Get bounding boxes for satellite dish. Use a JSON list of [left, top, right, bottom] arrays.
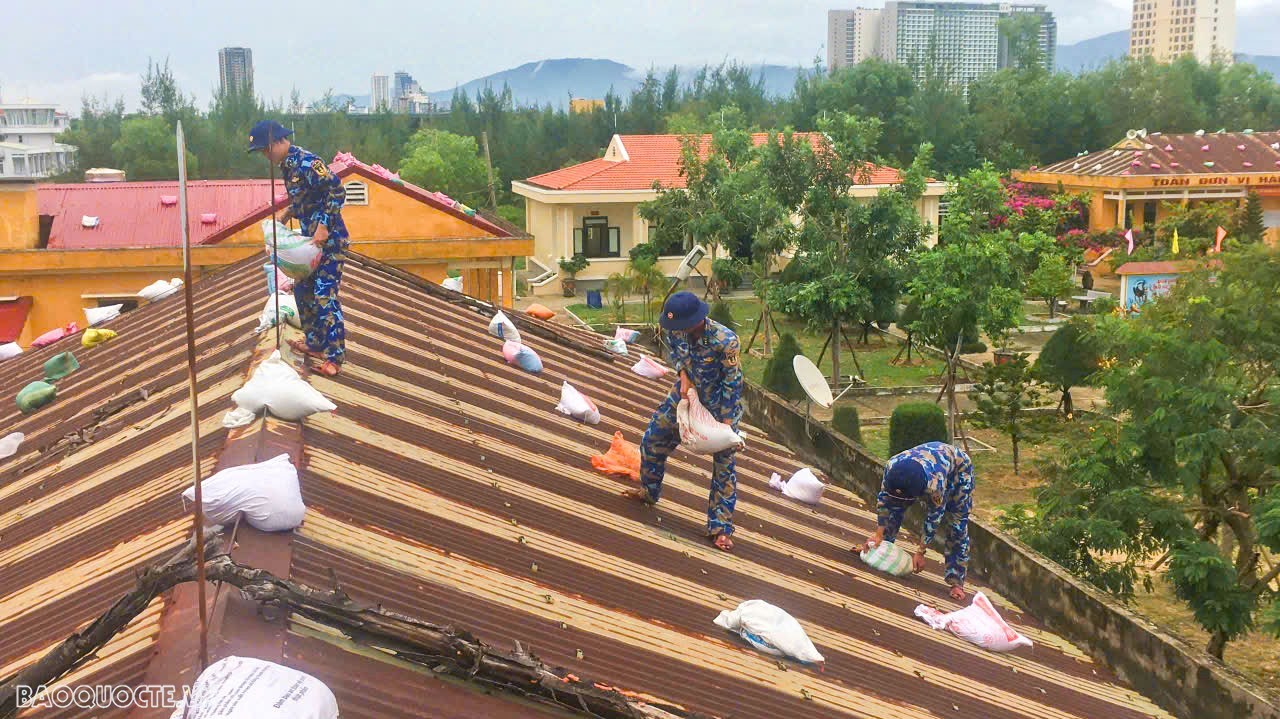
[[793, 355, 833, 408]]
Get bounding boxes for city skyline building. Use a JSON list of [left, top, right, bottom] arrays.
[[371, 74, 390, 112], [1129, 0, 1235, 63], [217, 47, 254, 95]]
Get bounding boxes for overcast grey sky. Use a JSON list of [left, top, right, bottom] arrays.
[[4, 0, 1276, 112]]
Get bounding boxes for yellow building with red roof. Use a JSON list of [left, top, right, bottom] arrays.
[[511, 132, 947, 297], [0, 156, 530, 346]]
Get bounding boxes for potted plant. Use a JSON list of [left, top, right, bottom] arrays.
[[558, 254, 589, 297]]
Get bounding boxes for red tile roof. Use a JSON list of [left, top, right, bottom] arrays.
[[37, 180, 277, 250], [1036, 130, 1280, 178], [35, 155, 515, 251], [0, 296, 32, 343], [525, 133, 908, 191]]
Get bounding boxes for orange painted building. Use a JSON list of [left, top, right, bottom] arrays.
[[0, 156, 530, 346], [1013, 130, 1280, 243]]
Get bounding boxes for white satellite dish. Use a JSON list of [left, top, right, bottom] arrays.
[[793, 355, 833, 408]]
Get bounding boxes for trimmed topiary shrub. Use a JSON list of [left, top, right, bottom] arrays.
[[709, 301, 736, 330], [832, 405, 861, 442], [888, 401, 949, 455], [763, 333, 805, 400]]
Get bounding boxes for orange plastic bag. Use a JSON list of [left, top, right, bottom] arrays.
[[526, 304, 556, 321], [591, 431, 640, 481]]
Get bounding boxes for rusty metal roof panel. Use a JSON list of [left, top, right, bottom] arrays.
[[1036, 130, 1280, 177], [281, 255, 1175, 719], [2, 251, 1176, 719]]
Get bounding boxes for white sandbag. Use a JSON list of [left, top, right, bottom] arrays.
[[442, 276, 463, 292], [631, 355, 667, 379], [221, 407, 257, 429], [255, 294, 300, 332], [676, 389, 744, 454], [915, 592, 1033, 652], [555, 381, 600, 424], [768, 468, 825, 505], [138, 278, 182, 301], [0, 432, 23, 460], [84, 304, 123, 326], [603, 338, 629, 355], [261, 219, 322, 280], [488, 311, 521, 343], [169, 655, 337, 719], [714, 600, 824, 665], [181, 453, 306, 532], [231, 350, 336, 421], [0, 343, 21, 362], [614, 326, 640, 344]]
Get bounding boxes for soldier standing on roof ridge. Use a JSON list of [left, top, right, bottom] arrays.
[[624, 291, 743, 551], [863, 441, 974, 600], [248, 119, 348, 377]]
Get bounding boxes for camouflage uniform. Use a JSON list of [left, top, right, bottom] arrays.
[[876, 441, 974, 587], [281, 145, 348, 365], [639, 318, 744, 536]]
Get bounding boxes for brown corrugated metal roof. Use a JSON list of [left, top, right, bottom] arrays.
[[1037, 130, 1280, 177], [1, 251, 1176, 719]]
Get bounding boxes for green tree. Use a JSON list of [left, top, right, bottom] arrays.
[[1239, 191, 1266, 244], [998, 13, 1047, 71], [111, 116, 197, 180], [1025, 252, 1074, 318], [398, 128, 490, 201], [833, 405, 862, 443], [55, 96, 125, 175], [888, 402, 949, 454], [906, 234, 1022, 439], [970, 353, 1043, 474], [772, 114, 933, 385], [763, 333, 806, 400], [1006, 246, 1280, 658], [1033, 318, 1100, 418]]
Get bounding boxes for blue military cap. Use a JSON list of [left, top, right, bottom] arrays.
[[660, 291, 708, 331], [882, 457, 927, 507], [246, 120, 293, 152]]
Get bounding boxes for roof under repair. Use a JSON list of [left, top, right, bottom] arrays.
[[0, 252, 1176, 719]]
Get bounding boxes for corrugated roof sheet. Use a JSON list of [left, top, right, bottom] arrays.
[[1036, 130, 1280, 178], [526, 133, 907, 191], [0, 252, 1176, 719], [36, 180, 277, 250]]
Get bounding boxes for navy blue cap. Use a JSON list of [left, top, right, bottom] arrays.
[[660, 291, 709, 331], [246, 120, 293, 152], [882, 458, 927, 507]]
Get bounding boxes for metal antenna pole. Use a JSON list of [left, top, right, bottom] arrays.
[[267, 126, 282, 351], [175, 121, 209, 671]]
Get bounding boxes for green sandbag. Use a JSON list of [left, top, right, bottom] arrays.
[[43, 351, 79, 381], [17, 381, 57, 414], [859, 540, 914, 576]]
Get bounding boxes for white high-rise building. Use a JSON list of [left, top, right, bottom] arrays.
[[371, 74, 390, 112], [218, 47, 254, 94], [1129, 0, 1235, 64], [826, 3, 1056, 82], [828, 9, 884, 70], [0, 101, 76, 179]]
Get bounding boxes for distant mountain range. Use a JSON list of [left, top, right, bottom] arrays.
[[333, 42, 1279, 110], [336, 58, 806, 109], [1055, 30, 1280, 78]]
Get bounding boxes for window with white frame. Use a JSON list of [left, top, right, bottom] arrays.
[[343, 181, 369, 205]]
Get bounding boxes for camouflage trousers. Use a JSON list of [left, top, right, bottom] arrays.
[[294, 250, 346, 364], [639, 393, 738, 537]]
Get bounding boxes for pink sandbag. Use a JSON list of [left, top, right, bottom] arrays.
[[915, 591, 1032, 652], [632, 355, 668, 379], [502, 340, 543, 373], [31, 323, 79, 348], [614, 326, 640, 344]]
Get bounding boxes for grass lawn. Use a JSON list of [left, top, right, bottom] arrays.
[[568, 298, 946, 389]]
